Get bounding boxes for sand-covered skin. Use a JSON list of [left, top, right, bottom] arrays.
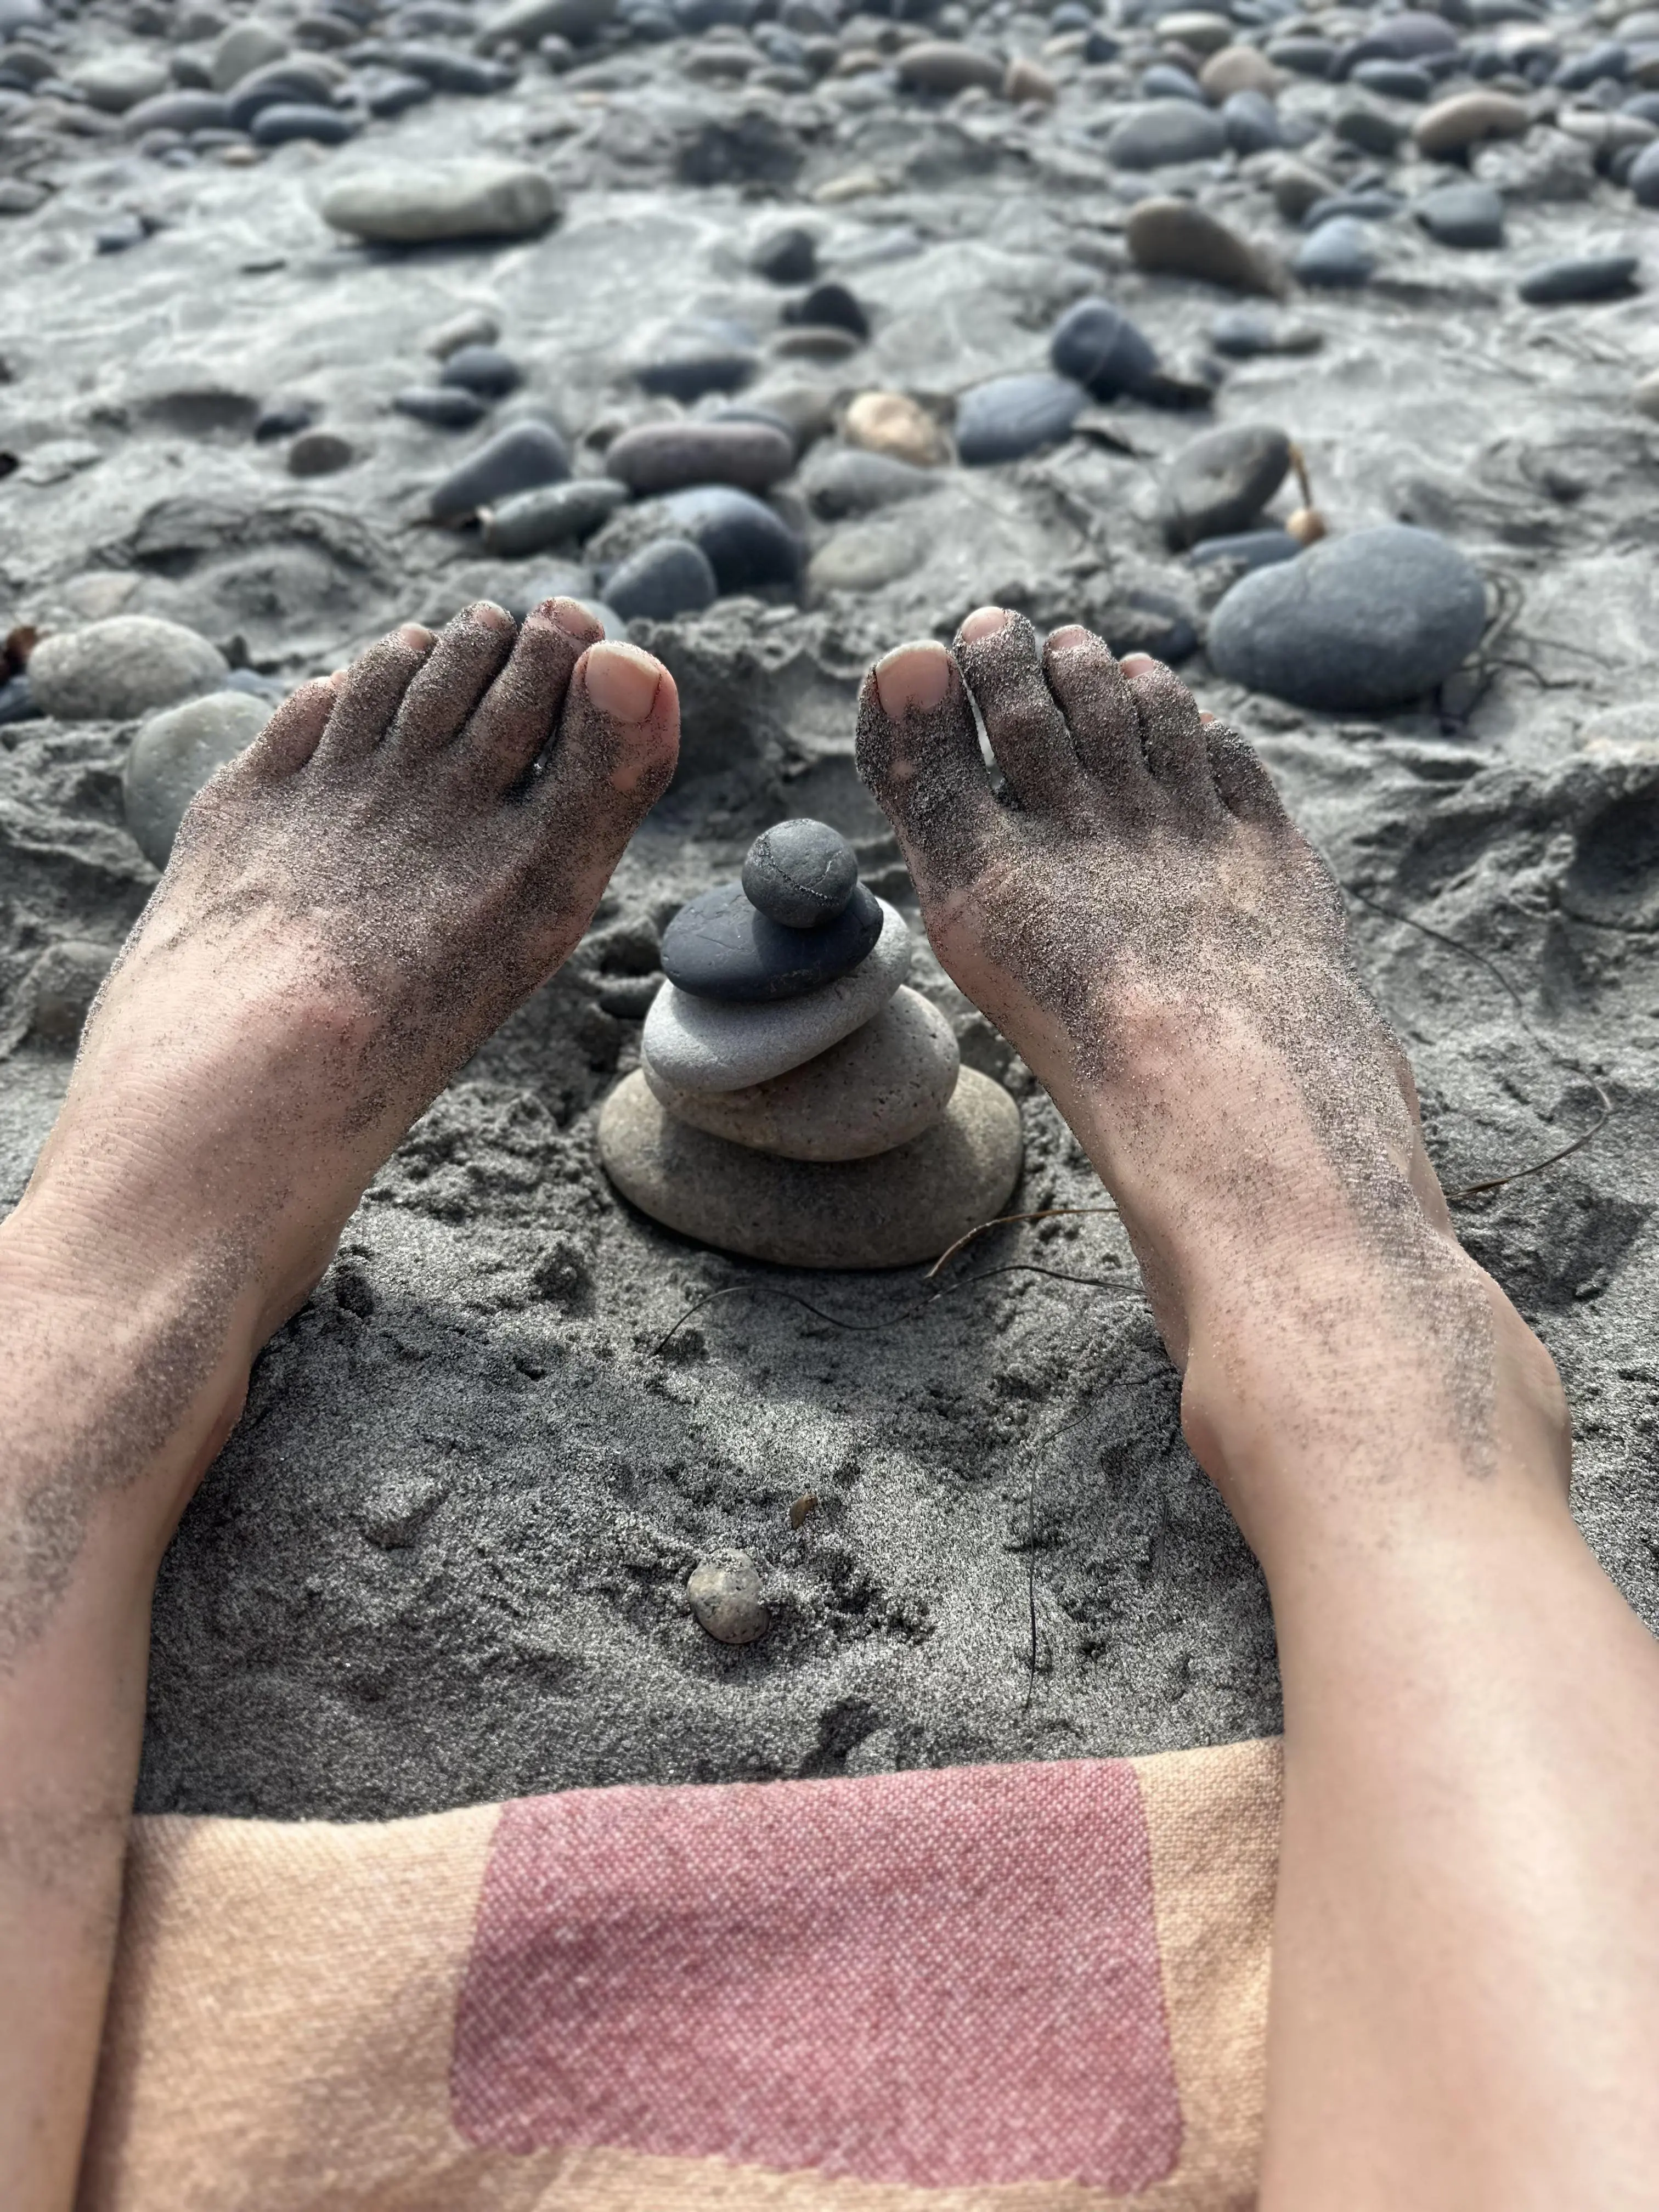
[[2, 19, 1658, 1815]]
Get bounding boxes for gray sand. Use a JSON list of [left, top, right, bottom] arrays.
[[2, 15, 1657, 1816]]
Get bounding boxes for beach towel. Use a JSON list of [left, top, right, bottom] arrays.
[[82, 1735, 1280, 2211]]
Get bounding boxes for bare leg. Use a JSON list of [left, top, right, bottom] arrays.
[[856, 610, 1659, 2211], [0, 600, 679, 2211]]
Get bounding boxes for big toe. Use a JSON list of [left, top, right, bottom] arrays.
[[537, 638, 679, 834], [856, 640, 1006, 891]]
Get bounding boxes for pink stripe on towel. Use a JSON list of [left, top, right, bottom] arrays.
[[452, 1758, 1182, 2191]]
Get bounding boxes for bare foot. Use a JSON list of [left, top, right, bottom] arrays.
[[856, 610, 1566, 1541], [3, 599, 678, 1565]]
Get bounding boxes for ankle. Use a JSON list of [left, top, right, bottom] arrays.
[[0, 1198, 259, 1550], [1180, 1256, 1573, 1571]]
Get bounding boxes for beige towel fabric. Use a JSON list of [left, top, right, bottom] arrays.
[[82, 1737, 1280, 2212]]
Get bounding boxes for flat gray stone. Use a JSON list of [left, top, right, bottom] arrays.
[[318, 161, 560, 245], [599, 1066, 1023, 1268], [29, 617, 229, 723], [644, 986, 960, 1160], [641, 898, 910, 1091], [125, 691, 272, 868], [661, 878, 881, 1002], [1160, 424, 1291, 550], [1105, 98, 1226, 168]]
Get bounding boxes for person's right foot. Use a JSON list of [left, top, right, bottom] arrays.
[[856, 610, 1567, 1533], [2, 599, 680, 1583]]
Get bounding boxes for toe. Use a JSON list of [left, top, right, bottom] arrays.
[[1041, 625, 1157, 800], [308, 625, 436, 767], [458, 598, 601, 790], [531, 640, 679, 859], [1120, 656, 1223, 820], [855, 640, 1009, 894], [391, 602, 517, 758], [952, 608, 1092, 814], [246, 676, 343, 777], [1204, 718, 1290, 828]]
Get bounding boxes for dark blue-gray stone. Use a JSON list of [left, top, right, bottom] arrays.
[[441, 345, 520, 398], [1222, 87, 1282, 153], [1206, 526, 1487, 710], [1632, 140, 1659, 205], [1209, 308, 1278, 357], [1265, 35, 1338, 75], [661, 878, 881, 1001], [124, 91, 231, 133], [396, 386, 490, 428], [430, 421, 571, 522], [256, 397, 315, 440], [782, 281, 867, 339], [1140, 61, 1205, 100], [1339, 11, 1457, 70], [1302, 189, 1403, 228], [1160, 424, 1291, 550], [1553, 39, 1625, 88], [359, 69, 433, 115], [804, 447, 936, 520], [252, 103, 356, 145], [1352, 58, 1433, 97], [634, 333, 758, 402], [383, 40, 513, 91], [1333, 99, 1403, 154], [752, 224, 816, 283], [482, 478, 628, 556], [1105, 98, 1225, 166], [1049, 297, 1160, 400], [0, 673, 40, 725], [227, 63, 340, 128], [1517, 253, 1640, 303], [742, 818, 859, 930], [605, 537, 719, 622], [1294, 216, 1376, 286], [1414, 181, 1504, 247], [1189, 528, 1300, 570], [660, 486, 804, 591], [956, 374, 1087, 466]]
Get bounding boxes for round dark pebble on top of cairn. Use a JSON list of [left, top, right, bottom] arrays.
[[741, 816, 859, 929]]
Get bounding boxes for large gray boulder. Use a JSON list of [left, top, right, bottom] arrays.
[[1206, 526, 1487, 711]]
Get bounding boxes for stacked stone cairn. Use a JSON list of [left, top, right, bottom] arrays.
[[599, 820, 1023, 1270]]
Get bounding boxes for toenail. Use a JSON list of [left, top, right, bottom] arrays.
[[1046, 624, 1093, 654], [397, 623, 434, 652], [545, 597, 603, 644], [470, 600, 515, 631], [958, 606, 1013, 645], [873, 642, 953, 719], [1120, 653, 1163, 680], [583, 641, 662, 723]]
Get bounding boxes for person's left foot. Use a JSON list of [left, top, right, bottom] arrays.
[[4, 599, 679, 1510]]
